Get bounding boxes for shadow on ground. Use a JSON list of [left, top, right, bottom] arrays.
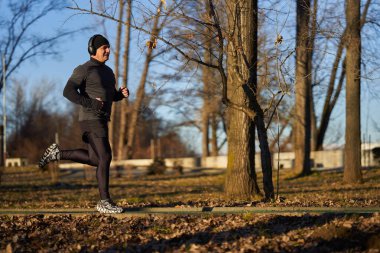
[[105, 213, 378, 252]]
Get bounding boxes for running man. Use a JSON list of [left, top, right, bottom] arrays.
[[39, 34, 129, 214]]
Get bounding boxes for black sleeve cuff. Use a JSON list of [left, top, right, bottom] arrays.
[[113, 89, 124, 101]]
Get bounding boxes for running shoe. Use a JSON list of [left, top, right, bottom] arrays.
[[96, 199, 124, 214], [39, 143, 60, 169]]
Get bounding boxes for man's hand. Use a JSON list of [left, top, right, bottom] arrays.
[[120, 87, 129, 98], [95, 98, 104, 108]]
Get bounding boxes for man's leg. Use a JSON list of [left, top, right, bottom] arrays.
[[39, 140, 99, 169], [60, 149, 98, 167], [86, 133, 123, 213], [86, 133, 112, 200]]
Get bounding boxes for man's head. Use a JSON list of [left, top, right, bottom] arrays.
[[88, 34, 110, 63]]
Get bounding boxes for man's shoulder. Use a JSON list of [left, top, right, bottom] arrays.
[[70, 61, 91, 78], [73, 60, 92, 71]]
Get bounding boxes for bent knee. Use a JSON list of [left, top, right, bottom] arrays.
[[98, 153, 112, 164]]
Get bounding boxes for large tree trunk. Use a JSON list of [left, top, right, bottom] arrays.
[[344, 0, 362, 183], [294, 0, 311, 176], [117, 0, 132, 160], [126, 2, 161, 159], [109, 0, 125, 158], [224, 0, 261, 198]]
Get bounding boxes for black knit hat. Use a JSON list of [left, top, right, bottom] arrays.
[[88, 34, 110, 55]]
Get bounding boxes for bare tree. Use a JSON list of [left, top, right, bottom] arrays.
[[294, 0, 312, 176], [117, 0, 132, 160], [344, 0, 362, 183], [223, 0, 261, 197], [314, 0, 372, 151], [126, 1, 164, 158], [109, 0, 125, 157], [201, 0, 214, 158], [0, 0, 79, 91]]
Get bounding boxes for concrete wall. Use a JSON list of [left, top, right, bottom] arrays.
[[60, 159, 154, 169], [312, 150, 343, 169], [272, 150, 344, 170], [6, 158, 28, 167]]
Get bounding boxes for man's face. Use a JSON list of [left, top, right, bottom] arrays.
[[93, 44, 110, 63]]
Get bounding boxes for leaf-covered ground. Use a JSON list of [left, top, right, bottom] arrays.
[[1, 213, 379, 252], [0, 166, 379, 252]]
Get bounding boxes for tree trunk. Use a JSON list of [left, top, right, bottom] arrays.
[[210, 112, 218, 156], [309, 0, 317, 151], [126, 2, 162, 159], [109, 0, 124, 159], [117, 0, 132, 160], [201, 0, 215, 158], [201, 107, 209, 158], [294, 0, 311, 176], [201, 43, 210, 157], [224, 0, 261, 198], [310, 93, 317, 151], [344, 0, 362, 183]]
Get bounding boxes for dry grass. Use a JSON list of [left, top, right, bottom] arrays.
[[0, 166, 379, 209]]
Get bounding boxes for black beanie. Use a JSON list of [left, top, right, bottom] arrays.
[[92, 35, 110, 52]]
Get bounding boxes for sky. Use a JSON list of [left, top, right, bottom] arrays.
[[1, 0, 380, 154]]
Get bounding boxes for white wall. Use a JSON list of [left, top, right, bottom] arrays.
[[59, 148, 379, 170]]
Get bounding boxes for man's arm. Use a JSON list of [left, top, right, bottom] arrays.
[[113, 86, 129, 101], [63, 65, 103, 110]]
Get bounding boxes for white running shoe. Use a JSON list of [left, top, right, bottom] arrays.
[[96, 199, 123, 214], [39, 143, 60, 169]]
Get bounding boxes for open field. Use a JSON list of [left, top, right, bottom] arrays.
[[0, 166, 379, 252]]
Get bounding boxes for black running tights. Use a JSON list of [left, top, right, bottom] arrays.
[[60, 133, 112, 200]]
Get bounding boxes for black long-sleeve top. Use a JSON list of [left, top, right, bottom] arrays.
[[63, 58, 124, 121]]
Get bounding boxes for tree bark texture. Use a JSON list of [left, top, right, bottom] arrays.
[[117, 0, 132, 160], [294, 0, 311, 176], [224, 0, 261, 198], [344, 0, 362, 183], [309, 0, 317, 152]]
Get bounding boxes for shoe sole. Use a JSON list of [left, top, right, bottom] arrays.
[[39, 143, 58, 168], [96, 205, 123, 214]]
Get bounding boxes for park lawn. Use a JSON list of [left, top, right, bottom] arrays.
[[0, 165, 379, 209], [0, 166, 379, 252]]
